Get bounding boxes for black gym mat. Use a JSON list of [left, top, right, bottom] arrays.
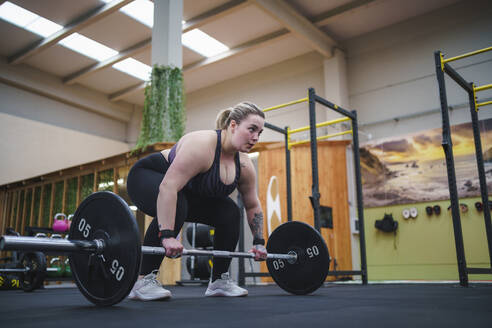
[[1, 283, 492, 327]]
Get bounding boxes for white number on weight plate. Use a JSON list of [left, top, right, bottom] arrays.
[[272, 259, 285, 270], [110, 259, 125, 281], [306, 245, 319, 258], [78, 218, 91, 238]]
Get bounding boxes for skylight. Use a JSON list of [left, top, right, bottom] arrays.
[[101, 0, 153, 27], [101, 1, 228, 58], [120, 0, 154, 28], [25, 17, 63, 38], [0, 0, 228, 81], [0, 1, 63, 37], [0, 1, 38, 28], [182, 29, 229, 57], [0, 2, 116, 61], [59, 33, 118, 62], [113, 58, 152, 81]]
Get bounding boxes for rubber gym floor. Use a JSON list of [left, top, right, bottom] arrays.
[[1, 282, 492, 327]]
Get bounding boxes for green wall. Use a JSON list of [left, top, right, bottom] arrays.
[[363, 196, 492, 281]]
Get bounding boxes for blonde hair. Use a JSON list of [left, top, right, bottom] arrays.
[[215, 102, 264, 129]]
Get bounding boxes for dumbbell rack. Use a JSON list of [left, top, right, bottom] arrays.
[[25, 227, 74, 284]]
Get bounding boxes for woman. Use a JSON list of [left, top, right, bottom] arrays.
[[126, 102, 268, 301]]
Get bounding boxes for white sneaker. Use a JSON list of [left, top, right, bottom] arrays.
[[128, 270, 172, 301], [205, 273, 248, 297]]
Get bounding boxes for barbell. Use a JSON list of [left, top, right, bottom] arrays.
[[0, 191, 330, 306], [0, 251, 47, 291]]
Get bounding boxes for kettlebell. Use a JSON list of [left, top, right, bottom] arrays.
[[52, 213, 68, 232]]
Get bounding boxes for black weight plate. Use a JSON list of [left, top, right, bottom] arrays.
[[19, 252, 46, 292], [0, 273, 6, 290], [266, 221, 330, 295], [186, 224, 214, 248], [186, 255, 212, 279], [69, 191, 141, 306]]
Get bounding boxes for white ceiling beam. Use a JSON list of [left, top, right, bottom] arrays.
[[8, 0, 133, 65], [312, 0, 377, 27], [183, 0, 249, 33], [67, 0, 247, 87], [184, 29, 289, 72], [185, 0, 373, 73], [249, 0, 338, 58], [108, 29, 290, 102], [109, 82, 146, 102], [108, 0, 367, 102], [0, 56, 132, 122], [63, 38, 151, 85]]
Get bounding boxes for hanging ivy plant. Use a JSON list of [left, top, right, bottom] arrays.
[[133, 65, 185, 153]]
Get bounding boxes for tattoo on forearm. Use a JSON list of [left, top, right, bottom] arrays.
[[250, 212, 264, 239]]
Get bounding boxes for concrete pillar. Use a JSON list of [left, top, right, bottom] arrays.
[[152, 0, 183, 68], [148, 1, 183, 284], [126, 104, 142, 148]]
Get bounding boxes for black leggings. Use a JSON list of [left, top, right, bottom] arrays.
[[127, 153, 240, 279]]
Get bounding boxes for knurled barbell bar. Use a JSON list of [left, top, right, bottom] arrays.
[[0, 191, 330, 306], [1, 236, 297, 262]]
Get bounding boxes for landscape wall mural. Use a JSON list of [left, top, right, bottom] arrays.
[[360, 118, 492, 208]]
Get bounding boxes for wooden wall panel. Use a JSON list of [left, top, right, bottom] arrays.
[[258, 140, 353, 281], [258, 145, 287, 281], [317, 141, 352, 274]]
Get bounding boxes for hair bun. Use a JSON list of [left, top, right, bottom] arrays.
[[215, 108, 232, 129]]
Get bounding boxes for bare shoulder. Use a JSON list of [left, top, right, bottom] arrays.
[[161, 130, 215, 157], [239, 153, 256, 180], [239, 152, 253, 167], [180, 130, 216, 146], [175, 130, 216, 153], [172, 130, 217, 171]]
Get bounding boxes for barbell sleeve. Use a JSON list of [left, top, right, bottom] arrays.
[[0, 267, 59, 273], [0, 235, 104, 254]]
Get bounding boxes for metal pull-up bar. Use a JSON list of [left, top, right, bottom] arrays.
[[442, 46, 492, 64], [477, 100, 492, 108], [440, 45, 492, 110], [252, 88, 367, 286], [287, 117, 352, 149], [473, 83, 492, 109], [289, 130, 353, 148], [474, 83, 492, 93], [261, 97, 353, 148], [434, 46, 492, 287], [288, 117, 350, 134], [262, 97, 308, 113]]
